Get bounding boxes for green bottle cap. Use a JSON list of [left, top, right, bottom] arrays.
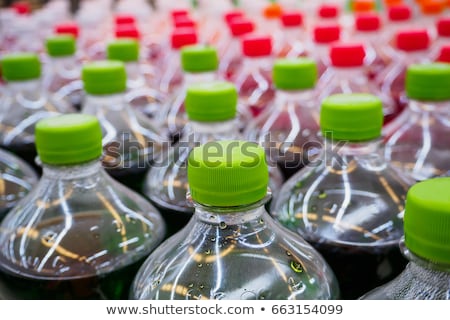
[[188, 140, 269, 207], [320, 93, 383, 141], [406, 63, 450, 101], [185, 81, 237, 122], [273, 58, 318, 90], [107, 39, 139, 62], [35, 114, 103, 165], [404, 177, 450, 265], [1, 53, 41, 81], [46, 35, 76, 57], [181, 45, 218, 73], [82, 60, 126, 95]]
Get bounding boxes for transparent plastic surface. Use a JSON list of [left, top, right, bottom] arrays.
[[144, 120, 284, 236], [245, 90, 321, 179], [317, 68, 397, 124], [123, 62, 166, 119], [0, 80, 74, 165], [271, 139, 413, 299], [0, 159, 165, 299], [235, 57, 274, 117], [131, 194, 340, 300], [82, 93, 166, 190], [361, 241, 450, 300], [43, 56, 84, 111], [384, 100, 450, 181], [0, 148, 38, 221]]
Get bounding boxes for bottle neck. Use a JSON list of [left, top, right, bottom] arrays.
[[183, 71, 216, 85], [329, 66, 365, 78], [188, 193, 271, 226], [125, 61, 146, 89], [400, 239, 450, 287], [188, 118, 239, 137], [40, 158, 102, 180], [83, 92, 126, 111], [48, 56, 79, 79], [5, 79, 47, 106], [408, 99, 450, 114], [274, 89, 315, 110], [241, 56, 272, 73]]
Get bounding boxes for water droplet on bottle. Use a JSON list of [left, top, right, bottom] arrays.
[[188, 283, 194, 288], [288, 277, 305, 291], [219, 221, 227, 229], [286, 250, 292, 256], [240, 290, 257, 300], [199, 284, 204, 289], [213, 292, 225, 300], [205, 249, 211, 255], [197, 263, 203, 268], [210, 237, 216, 242], [259, 218, 264, 224], [290, 260, 304, 273]]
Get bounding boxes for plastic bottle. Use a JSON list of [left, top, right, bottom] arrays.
[[383, 4, 413, 48], [158, 45, 219, 141], [43, 35, 84, 111], [277, 11, 308, 58], [271, 93, 414, 299], [145, 81, 283, 236], [107, 39, 165, 119], [245, 58, 321, 179], [430, 17, 450, 60], [234, 35, 274, 117], [383, 63, 450, 181], [158, 27, 198, 95], [417, 0, 446, 38], [317, 43, 397, 124], [131, 140, 339, 300], [0, 53, 74, 167], [361, 177, 450, 299], [0, 114, 165, 299], [218, 17, 255, 80], [311, 24, 341, 77], [375, 29, 431, 122], [81, 60, 166, 192], [0, 148, 38, 221]]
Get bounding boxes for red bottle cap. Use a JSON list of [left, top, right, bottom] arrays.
[[396, 30, 430, 51], [115, 24, 140, 39], [317, 4, 339, 18], [437, 44, 450, 63], [224, 10, 244, 24], [171, 28, 198, 49], [114, 14, 136, 25], [388, 4, 412, 21], [313, 24, 341, 43], [330, 43, 366, 67], [174, 16, 196, 28], [281, 11, 303, 27], [11, 2, 30, 15], [437, 17, 450, 37], [229, 18, 254, 37], [355, 13, 381, 31], [242, 35, 272, 57], [54, 22, 79, 38], [171, 9, 189, 19]]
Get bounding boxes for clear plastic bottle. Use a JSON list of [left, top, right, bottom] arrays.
[[158, 27, 198, 95], [218, 17, 255, 80], [43, 35, 84, 111], [81, 60, 166, 192], [0, 53, 74, 167], [131, 140, 339, 300], [383, 4, 414, 48], [271, 93, 414, 299], [245, 58, 321, 179], [383, 63, 450, 181], [0, 114, 165, 299], [0, 148, 38, 221], [361, 177, 450, 299], [146, 81, 283, 236], [317, 43, 397, 124], [107, 39, 165, 119], [430, 17, 450, 61], [311, 24, 341, 78], [158, 45, 219, 140], [375, 29, 431, 123], [277, 11, 308, 58], [234, 34, 274, 117]]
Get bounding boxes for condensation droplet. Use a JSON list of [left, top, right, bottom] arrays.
[[240, 290, 257, 300], [197, 263, 203, 268], [318, 190, 327, 199], [286, 251, 292, 256], [219, 221, 227, 230], [210, 237, 216, 242], [290, 260, 304, 273], [205, 249, 211, 255], [213, 292, 225, 300], [199, 284, 204, 289], [188, 283, 194, 288], [259, 218, 264, 224]]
